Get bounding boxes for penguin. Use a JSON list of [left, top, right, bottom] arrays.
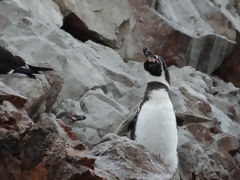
[[57, 111, 86, 125], [130, 46, 178, 173], [0, 46, 53, 79]]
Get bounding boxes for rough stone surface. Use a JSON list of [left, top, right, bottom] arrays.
[[0, 81, 27, 109], [12, 0, 63, 27], [168, 66, 240, 180], [0, 72, 61, 118], [122, 0, 237, 74], [0, 100, 33, 136], [215, 36, 240, 87], [178, 125, 240, 180], [169, 66, 240, 138], [0, 115, 105, 180], [91, 134, 172, 180], [0, 0, 145, 143], [53, 0, 240, 75], [54, 0, 131, 47]]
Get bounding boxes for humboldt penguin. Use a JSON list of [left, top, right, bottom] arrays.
[[0, 46, 53, 79], [131, 46, 178, 173], [57, 111, 86, 125]]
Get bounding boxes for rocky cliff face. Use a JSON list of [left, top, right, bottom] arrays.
[[0, 0, 239, 180], [52, 0, 240, 76]]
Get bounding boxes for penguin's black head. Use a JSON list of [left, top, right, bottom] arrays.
[[144, 59, 162, 76], [143, 46, 162, 76]]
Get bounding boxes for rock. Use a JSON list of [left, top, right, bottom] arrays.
[[169, 66, 240, 138], [76, 89, 129, 136], [12, 0, 63, 27], [178, 124, 240, 180], [124, 0, 236, 74], [168, 66, 240, 179], [72, 127, 101, 148], [0, 100, 33, 136], [0, 114, 106, 180], [0, 81, 27, 108], [54, 0, 131, 47], [44, 72, 64, 112], [54, 0, 240, 74], [0, 0, 146, 147], [53, 99, 84, 115], [91, 133, 172, 180], [215, 37, 240, 87], [0, 73, 60, 118]]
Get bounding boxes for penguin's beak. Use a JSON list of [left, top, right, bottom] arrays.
[[143, 46, 157, 62]]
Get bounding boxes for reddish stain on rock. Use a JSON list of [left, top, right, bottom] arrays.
[[187, 124, 214, 144]]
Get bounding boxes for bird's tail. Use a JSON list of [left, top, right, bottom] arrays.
[[28, 65, 53, 72], [13, 65, 53, 79]]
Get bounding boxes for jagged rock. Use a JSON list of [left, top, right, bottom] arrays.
[[12, 0, 63, 27], [178, 125, 240, 180], [0, 81, 27, 108], [0, 115, 105, 180], [56, 0, 240, 74], [169, 66, 240, 138], [91, 133, 172, 180], [0, 100, 33, 136], [168, 66, 240, 179], [54, 0, 131, 47], [44, 72, 64, 112], [0, 72, 61, 117], [72, 127, 101, 148], [215, 37, 240, 87], [0, 0, 146, 147], [75, 89, 129, 137], [123, 0, 237, 74]]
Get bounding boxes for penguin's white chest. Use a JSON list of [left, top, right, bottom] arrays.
[[135, 89, 178, 172]]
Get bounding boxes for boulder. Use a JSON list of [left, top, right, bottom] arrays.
[[0, 100, 33, 136], [0, 72, 62, 118], [12, 0, 63, 27], [0, 0, 145, 125], [0, 114, 105, 180], [178, 125, 240, 180], [91, 134, 172, 180], [215, 36, 240, 87], [169, 66, 240, 138], [54, 0, 131, 47], [123, 0, 238, 74], [0, 81, 27, 109], [52, 0, 240, 74]]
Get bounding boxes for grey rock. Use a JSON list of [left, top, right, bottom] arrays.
[[12, 0, 63, 27], [169, 66, 240, 138], [54, 0, 131, 47], [77, 89, 129, 137], [91, 134, 172, 180], [72, 127, 101, 148]]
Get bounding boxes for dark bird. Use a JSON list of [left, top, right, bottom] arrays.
[[57, 111, 86, 125], [0, 46, 53, 79]]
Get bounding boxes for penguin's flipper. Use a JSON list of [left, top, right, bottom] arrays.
[[114, 104, 139, 137]]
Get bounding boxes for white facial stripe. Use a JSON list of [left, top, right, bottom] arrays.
[[144, 57, 170, 89]]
